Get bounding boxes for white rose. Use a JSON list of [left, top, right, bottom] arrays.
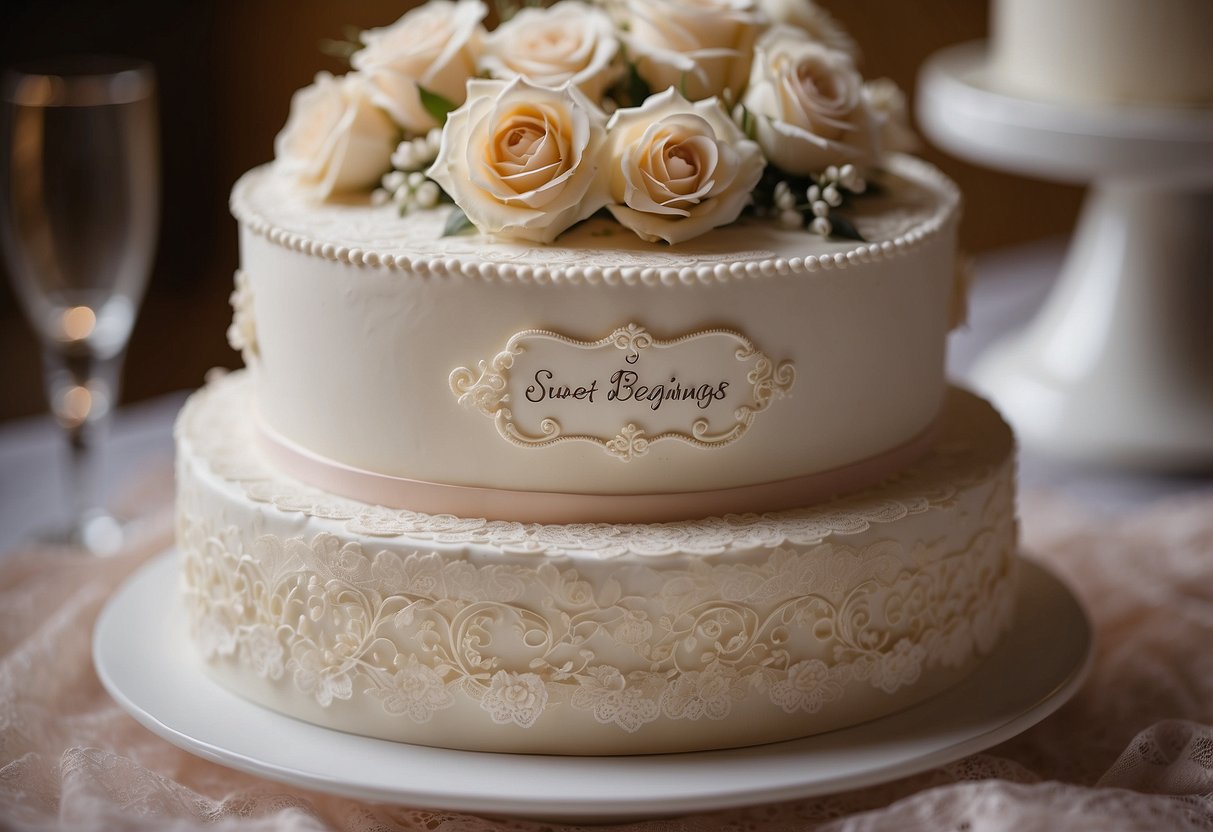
[[863, 77, 918, 154], [605, 87, 764, 244], [427, 78, 610, 243], [273, 72, 398, 198], [741, 26, 875, 175], [480, 1, 622, 102], [623, 0, 767, 103], [755, 0, 858, 59], [351, 0, 487, 135]]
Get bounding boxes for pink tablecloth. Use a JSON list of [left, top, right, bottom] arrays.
[[3, 486, 1213, 831]]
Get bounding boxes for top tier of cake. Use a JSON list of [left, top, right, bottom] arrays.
[[989, 0, 1213, 107], [230, 152, 961, 522]]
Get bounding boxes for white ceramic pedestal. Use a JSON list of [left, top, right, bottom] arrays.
[[917, 42, 1213, 469]]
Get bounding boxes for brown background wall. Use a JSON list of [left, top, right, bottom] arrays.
[[0, 0, 1084, 421]]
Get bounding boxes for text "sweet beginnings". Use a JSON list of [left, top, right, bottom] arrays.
[[525, 369, 729, 412]]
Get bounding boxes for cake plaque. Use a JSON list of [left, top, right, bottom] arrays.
[[449, 323, 795, 461]]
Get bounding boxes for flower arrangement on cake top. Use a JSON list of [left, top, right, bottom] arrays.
[[273, 0, 915, 245]]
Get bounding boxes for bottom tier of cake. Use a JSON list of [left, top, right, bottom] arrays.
[[177, 371, 1018, 755]]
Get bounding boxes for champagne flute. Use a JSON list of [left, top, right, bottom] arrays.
[[0, 57, 158, 554]]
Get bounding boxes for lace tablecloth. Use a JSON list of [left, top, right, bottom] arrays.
[[2, 483, 1213, 831]]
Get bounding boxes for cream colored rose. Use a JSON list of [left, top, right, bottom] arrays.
[[480, 1, 622, 102], [623, 0, 767, 102], [605, 87, 764, 244], [863, 77, 918, 154], [351, 0, 487, 135], [273, 72, 398, 198], [741, 26, 876, 175], [755, 0, 857, 58], [427, 78, 609, 243]]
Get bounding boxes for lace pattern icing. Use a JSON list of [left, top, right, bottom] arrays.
[[179, 483, 1017, 732], [180, 371, 1004, 559]]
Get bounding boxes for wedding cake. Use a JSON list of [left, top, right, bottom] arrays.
[[178, 0, 1019, 754], [989, 0, 1213, 107]]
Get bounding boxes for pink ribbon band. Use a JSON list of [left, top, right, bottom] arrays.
[[255, 421, 940, 525]]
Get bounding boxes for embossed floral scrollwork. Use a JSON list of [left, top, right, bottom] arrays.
[[610, 323, 654, 364], [769, 658, 846, 714], [365, 654, 456, 721], [449, 347, 519, 414], [605, 424, 649, 461], [735, 347, 797, 420], [481, 670, 549, 727], [182, 493, 1017, 733]]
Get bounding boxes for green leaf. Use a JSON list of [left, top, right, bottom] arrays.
[[494, 0, 522, 22], [737, 104, 757, 141], [442, 206, 476, 238], [609, 61, 651, 109], [828, 213, 865, 242], [418, 85, 457, 127]]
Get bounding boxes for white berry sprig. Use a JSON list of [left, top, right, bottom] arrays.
[[390, 128, 442, 171], [763, 163, 868, 239], [374, 170, 443, 214], [373, 128, 448, 216]]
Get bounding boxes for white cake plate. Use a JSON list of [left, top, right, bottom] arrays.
[[918, 42, 1213, 470], [94, 550, 1092, 823]]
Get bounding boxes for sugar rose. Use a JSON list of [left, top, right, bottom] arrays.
[[864, 77, 918, 155], [274, 72, 398, 199], [351, 0, 487, 135], [623, 0, 767, 102], [755, 0, 857, 59], [427, 78, 609, 243], [480, 1, 621, 102], [605, 88, 764, 244], [741, 26, 876, 175]]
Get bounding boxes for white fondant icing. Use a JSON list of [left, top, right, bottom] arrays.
[[233, 154, 961, 499]]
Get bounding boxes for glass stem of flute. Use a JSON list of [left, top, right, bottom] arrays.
[[43, 341, 121, 541]]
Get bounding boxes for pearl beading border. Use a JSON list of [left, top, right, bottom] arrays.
[[230, 154, 961, 286]]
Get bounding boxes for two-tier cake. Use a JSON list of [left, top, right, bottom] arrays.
[[178, 0, 1019, 754]]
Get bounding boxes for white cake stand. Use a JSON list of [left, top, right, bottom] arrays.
[[917, 42, 1213, 469]]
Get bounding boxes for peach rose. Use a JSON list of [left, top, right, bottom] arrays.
[[427, 78, 609, 243], [623, 0, 767, 103], [741, 25, 876, 174], [605, 87, 764, 244], [480, 1, 621, 102], [351, 0, 487, 135], [755, 0, 857, 58], [273, 72, 398, 198]]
